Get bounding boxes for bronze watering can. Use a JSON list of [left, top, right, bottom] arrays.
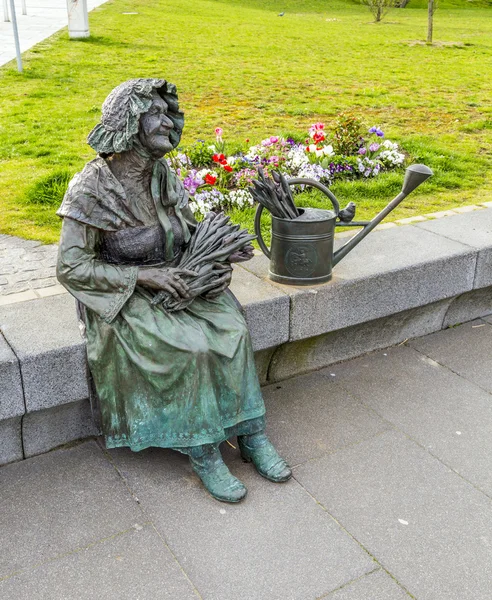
[[252, 164, 433, 286]]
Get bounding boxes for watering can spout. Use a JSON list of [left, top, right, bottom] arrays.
[[332, 164, 433, 267], [401, 164, 434, 195]]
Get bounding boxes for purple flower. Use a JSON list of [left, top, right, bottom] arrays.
[[183, 169, 204, 195], [369, 126, 384, 138], [233, 168, 257, 187], [358, 147, 367, 155], [369, 143, 380, 152]]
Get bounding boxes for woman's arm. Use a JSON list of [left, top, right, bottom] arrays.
[[57, 218, 196, 320], [57, 217, 139, 323]]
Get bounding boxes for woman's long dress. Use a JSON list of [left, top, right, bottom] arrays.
[[56, 157, 265, 451]]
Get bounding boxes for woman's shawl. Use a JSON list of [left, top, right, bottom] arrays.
[[57, 157, 196, 261]]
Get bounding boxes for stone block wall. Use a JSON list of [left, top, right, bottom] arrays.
[[1, 208, 492, 464]]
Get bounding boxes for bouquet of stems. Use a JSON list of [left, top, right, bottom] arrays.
[[249, 168, 300, 219], [152, 212, 256, 311]]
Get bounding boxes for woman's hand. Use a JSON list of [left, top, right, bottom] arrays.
[[137, 267, 197, 301], [203, 263, 233, 299], [228, 244, 254, 263]]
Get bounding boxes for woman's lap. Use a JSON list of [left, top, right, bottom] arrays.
[[85, 291, 265, 451]]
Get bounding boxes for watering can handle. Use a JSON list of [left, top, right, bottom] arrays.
[[253, 177, 340, 260], [254, 204, 271, 259]]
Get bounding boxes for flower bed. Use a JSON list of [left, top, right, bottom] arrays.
[[169, 115, 406, 217]]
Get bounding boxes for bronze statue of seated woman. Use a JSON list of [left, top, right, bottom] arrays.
[[56, 78, 291, 503]]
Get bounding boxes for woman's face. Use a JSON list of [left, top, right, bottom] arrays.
[[138, 92, 175, 157]]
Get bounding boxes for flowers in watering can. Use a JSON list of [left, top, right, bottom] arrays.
[[167, 121, 407, 217]]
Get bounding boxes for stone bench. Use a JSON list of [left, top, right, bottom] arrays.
[[1, 208, 492, 465]]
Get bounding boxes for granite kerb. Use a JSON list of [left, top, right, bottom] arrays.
[[1, 210, 491, 464]]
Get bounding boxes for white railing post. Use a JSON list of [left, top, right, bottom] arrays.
[[66, 0, 90, 39], [9, 0, 22, 72], [3, 0, 10, 22], [21, 0, 26, 16]]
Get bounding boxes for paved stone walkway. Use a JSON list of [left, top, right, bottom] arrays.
[[0, 0, 108, 67], [1, 320, 492, 599], [0, 234, 64, 306]]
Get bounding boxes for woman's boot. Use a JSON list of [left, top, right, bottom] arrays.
[[238, 432, 292, 483], [187, 444, 247, 503]]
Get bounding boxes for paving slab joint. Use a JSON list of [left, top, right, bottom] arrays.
[[293, 472, 417, 599]]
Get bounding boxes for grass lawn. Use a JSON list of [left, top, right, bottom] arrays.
[[0, 0, 491, 243]]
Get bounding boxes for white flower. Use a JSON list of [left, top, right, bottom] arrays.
[[190, 189, 225, 217], [323, 145, 334, 157], [315, 148, 324, 158], [285, 145, 309, 172], [378, 149, 405, 166], [308, 144, 317, 153], [382, 139, 398, 150], [227, 189, 253, 209], [297, 163, 332, 183], [227, 156, 236, 166], [245, 145, 262, 161], [176, 152, 191, 167], [197, 169, 218, 179]]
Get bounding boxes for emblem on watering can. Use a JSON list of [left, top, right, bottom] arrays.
[[250, 165, 433, 286], [285, 245, 317, 277]]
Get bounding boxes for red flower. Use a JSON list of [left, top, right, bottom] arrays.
[[212, 153, 226, 163], [223, 165, 233, 173], [313, 132, 325, 144], [204, 174, 217, 185]]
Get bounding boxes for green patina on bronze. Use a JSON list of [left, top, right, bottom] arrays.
[[57, 208, 266, 452], [56, 78, 291, 501]]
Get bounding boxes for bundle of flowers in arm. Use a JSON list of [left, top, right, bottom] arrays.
[[151, 212, 256, 311]]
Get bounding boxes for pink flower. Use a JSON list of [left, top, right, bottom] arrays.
[[215, 127, 223, 137], [269, 136, 279, 144], [309, 122, 325, 136]]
